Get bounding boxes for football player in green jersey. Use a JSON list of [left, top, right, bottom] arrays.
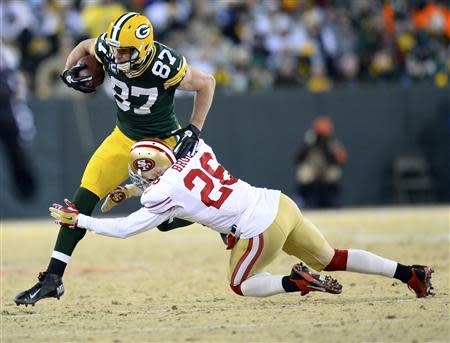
[[14, 12, 216, 306]]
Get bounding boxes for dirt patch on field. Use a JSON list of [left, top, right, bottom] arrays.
[[2, 207, 449, 342]]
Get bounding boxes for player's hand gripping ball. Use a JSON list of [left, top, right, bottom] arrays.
[[61, 55, 105, 93]]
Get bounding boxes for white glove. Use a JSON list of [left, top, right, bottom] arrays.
[[101, 184, 142, 213]]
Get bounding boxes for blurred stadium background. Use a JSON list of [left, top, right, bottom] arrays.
[[1, 0, 449, 218], [1, 1, 449, 342]]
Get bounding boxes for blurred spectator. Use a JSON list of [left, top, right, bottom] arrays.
[[35, 34, 77, 99], [0, 0, 63, 90], [1, 0, 448, 95], [294, 116, 347, 208], [81, 0, 127, 39], [0, 42, 37, 200]]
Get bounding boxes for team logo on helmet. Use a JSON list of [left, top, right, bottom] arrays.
[[134, 158, 155, 172], [136, 24, 150, 39]]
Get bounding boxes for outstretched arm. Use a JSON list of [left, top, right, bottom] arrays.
[[77, 207, 173, 238], [50, 200, 174, 239]]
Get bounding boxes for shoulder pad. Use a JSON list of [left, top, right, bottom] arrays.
[[164, 56, 187, 90]]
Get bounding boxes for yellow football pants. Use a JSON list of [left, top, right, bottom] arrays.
[[229, 193, 334, 288], [80, 126, 177, 199]]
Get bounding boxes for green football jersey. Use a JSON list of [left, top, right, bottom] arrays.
[[94, 33, 188, 140]]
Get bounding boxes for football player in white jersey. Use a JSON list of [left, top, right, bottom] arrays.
[[49, 139, 434, 299]]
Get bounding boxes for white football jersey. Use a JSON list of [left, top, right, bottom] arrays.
[[141, 140, 280, 239], [77, 140, 280, 239]]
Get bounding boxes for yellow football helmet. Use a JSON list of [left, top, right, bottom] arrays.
[[105, 12, 154, 73], [128, 139, 176, 190]]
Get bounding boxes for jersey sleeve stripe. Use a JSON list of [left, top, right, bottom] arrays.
[[164, 56, 187, 89], [144, 196, 172, 209], [111, 12, 138, 41], [93, 33, 107, 63]]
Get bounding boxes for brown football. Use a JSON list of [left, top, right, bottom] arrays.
[[77, 55, 105, 89]]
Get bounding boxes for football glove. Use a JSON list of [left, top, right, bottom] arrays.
[[172, 124, 201, 159], [49, 199, 80, 229], [101, 184, 142, 213], [60, 64, 95, 93]]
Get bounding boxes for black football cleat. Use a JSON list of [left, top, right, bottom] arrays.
[[14, 272, 64, 306], [290, 262, 342, 296]]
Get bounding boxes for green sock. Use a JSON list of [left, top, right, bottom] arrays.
[[54, 187, 99, 255], [47, 187, 99, 275]]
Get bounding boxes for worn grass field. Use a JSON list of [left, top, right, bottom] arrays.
[[1, 206, 449, 342]]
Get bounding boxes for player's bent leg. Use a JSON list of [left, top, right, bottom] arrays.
[[229, 194, 332, 298], [45, 135, 130, 289], [80, 127, 132, 200], [47, 187, 100, 273], [277, 198, 344, 296], [282, 216, 335, 272], [229, 224, 286, 297], [237, 272, 285, 297], [15, 128, 133, 306]]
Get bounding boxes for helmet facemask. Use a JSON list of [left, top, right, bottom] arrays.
[[106, 40, 143, 73], [128, 164, 151, 191]]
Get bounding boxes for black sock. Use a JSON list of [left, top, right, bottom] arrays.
[[393, 263, 413, 283], [47, 258, 67, 277], [282, 276, 300, 292]]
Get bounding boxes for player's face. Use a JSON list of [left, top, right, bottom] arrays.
[[112, 47, 132, 63], [142, 166, 166, 181]]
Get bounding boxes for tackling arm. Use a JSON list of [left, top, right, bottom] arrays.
[[76, 207, 174, 239]]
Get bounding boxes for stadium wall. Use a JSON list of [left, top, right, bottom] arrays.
[[0, 83, 448, 218]]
